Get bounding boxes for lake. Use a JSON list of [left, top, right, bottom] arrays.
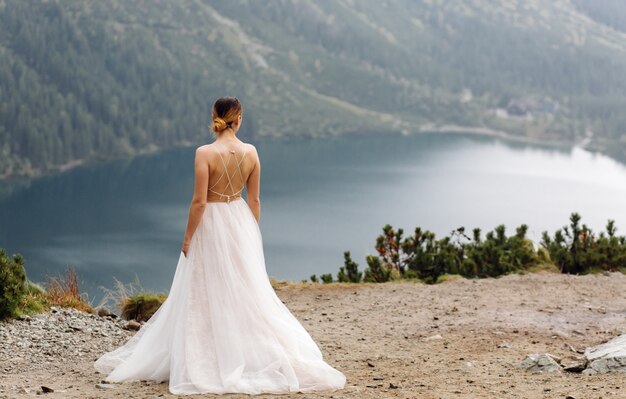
[[1, 132, 626, 303]]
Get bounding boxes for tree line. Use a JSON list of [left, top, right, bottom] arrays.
[[3, 0, 626, 178], [311, 213, 626, 284]]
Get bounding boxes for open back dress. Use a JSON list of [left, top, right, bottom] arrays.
[[94, 144, 346, 395]]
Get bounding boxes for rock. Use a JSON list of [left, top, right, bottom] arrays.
[[40, 385, 54, 393], [372, 376, 383, 381], [498, 341, 511, 349], [95, 383, 116, 389], [96, 307, 117, 319], [423, 334, 443, 342], [367, 361, 375, 367], [516, 354, 561, 373], [565, 342, 583, 354], [561, 357, 588, 373], [389, 382, 398, 389], [582, 368, 597, 375], [545, 353, 561, 363], [584, 334, 626, 373], [586, 356, 626, 373], [124, 320, 141, 331], [0, 305, 131, 375]]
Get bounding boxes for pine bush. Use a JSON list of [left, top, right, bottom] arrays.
[[0, 249, 27, 319]]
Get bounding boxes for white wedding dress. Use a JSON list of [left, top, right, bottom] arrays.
[[94, 148, 346, 395]]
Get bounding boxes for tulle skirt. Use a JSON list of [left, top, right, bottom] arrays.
[[94, 198, 346, 395]]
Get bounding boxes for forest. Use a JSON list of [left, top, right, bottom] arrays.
[[2, 0, 626, 177]]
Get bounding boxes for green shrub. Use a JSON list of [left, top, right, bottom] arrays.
[[541, 213, 626, 274], [19, 281, 48, 315], [320, 273, 333, 284], [121, 293, 167, 322], [375, 225, 405, 273], [461, 224, 540, 279], [0, 249, 27, 319], [329, 213, 626, 285], [363, 255, 392, 282], [337, 251, 362, 283]]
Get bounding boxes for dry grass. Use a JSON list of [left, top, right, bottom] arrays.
[[269, 277, 301, 289], [43, 268, 93, 313], [96, 276, 141, 313], [96, 276, 167, 321], [16, 269, 94, 316]]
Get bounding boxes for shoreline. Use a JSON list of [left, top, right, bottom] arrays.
[[0, 127, 584, 183], [416, 124, 575, 149]]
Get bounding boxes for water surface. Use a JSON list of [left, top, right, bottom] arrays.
[[1, 133, 625, 302]]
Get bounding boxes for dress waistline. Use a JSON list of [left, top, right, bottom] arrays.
[[206, 195, 242, 203]]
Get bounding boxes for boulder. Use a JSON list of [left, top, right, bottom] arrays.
[[516, 354, 561, 373], [584, 334, 626, 374]]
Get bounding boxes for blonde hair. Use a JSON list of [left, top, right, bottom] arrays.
[[210, 97, 243, 134]]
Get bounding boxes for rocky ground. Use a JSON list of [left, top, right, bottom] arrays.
[[1, 271, 626, 399]]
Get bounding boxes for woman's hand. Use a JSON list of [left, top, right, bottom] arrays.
[[182, 242, 189, 257]]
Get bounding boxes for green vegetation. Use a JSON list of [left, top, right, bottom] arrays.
[[0, 253, 166, 321], [3, 209, 626, 321], [337, 251, 362, 283], [318, 213, 626, 284], [120, 293, 167, 322], [0, 249, 27, 319], [2, 0, 626, 178], [541, 214, 626, 274], [0, 250, 94, 319], [19, 281, 47, 315], [97, 276, 168, 322]]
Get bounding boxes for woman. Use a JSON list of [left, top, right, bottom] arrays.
[[94, 97, 346, 395]]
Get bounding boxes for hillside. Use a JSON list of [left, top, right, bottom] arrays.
[[2, 0, 626, 178]]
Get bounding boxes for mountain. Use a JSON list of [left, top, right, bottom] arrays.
[[2, 0, 626, 178]]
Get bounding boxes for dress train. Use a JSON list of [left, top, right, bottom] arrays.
[[94, 198, 346, 395]]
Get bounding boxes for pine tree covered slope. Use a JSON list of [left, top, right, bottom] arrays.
[[1, 0, 626, 177]]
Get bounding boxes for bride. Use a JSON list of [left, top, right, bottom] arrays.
[[94, 97, 347, 395]]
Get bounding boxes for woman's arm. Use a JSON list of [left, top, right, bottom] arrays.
[[182, 147, 209, 256], [246, 146, 261, 223]]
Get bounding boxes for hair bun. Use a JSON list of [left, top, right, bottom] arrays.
[[212, 117, 227, 132], [210, 96, 243, 135]]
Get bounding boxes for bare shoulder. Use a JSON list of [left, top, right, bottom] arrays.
[[243, 142, 259, 158], [194, 144, 212, 160], [196, 144, 211, 152]]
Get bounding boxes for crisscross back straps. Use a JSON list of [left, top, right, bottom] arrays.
[[208, 149, 246, 202]]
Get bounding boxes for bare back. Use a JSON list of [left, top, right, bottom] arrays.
[[205, 142, 256, 202]]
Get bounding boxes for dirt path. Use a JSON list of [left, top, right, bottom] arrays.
[[2, 271, 626, 399]]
